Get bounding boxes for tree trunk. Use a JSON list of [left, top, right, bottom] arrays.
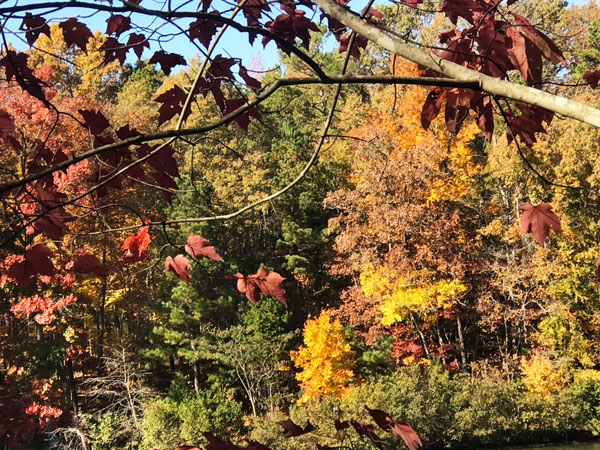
[[98, 246, 107, 375], [66, 357, 79, 415], [456, 315, 467, 368]]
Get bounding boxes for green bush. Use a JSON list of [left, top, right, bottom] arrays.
[[84, 411, 139, 450], [249, 365, 596, 450], [141, 382, 243, 450]]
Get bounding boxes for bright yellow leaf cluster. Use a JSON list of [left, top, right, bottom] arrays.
[[360, 267, 467, 326], [520, 353, 564, 396], [291, 311, 356, 405]]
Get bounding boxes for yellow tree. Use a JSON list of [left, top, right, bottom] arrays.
[[291, 310, 356, 405]]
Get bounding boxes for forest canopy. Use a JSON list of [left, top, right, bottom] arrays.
[[1, 0, 600, 449]]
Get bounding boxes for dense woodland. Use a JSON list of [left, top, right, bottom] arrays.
[[2, 0, 600, 449]]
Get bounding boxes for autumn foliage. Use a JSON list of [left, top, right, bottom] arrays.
[[0, 0, 599, 448]]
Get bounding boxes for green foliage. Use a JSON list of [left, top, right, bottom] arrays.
[[141, 382, 243, 450], [84, 412, 139, 450]]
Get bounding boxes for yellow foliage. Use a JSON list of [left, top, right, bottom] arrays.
[[573, 369, 600, 382], [29, 24, 120, 100], [360, 267, 467, 326], [290, 311, 356, 405], [520, 353, 564, 396]]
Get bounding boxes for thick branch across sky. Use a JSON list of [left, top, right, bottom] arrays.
[[314, 0, 600, 129]]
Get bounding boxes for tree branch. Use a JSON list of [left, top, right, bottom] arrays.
[[314, 0, 600, 129]]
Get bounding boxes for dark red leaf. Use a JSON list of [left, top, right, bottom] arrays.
[[595, 258, 600, 284], [349, 420, 381, 447], [70, 254, 107, 277], [334, 419, 350, 431], [116, 125, 140, 140], [245, 442, 271, 450], [234, 268, 287, 306], [137, 143, 179, 178], [277, 419, 314, 437], [99, 37, 128, 65], [153, 85, 188, 125], [321, 13, 346, 40], [20, 13, 50, 46], [184, 235, 224, 261], [367, 7, 384, 19], [165, 254, 191, 284], [421, 88, 445, 130], [106, 14, 131, 36], [339, 34, 368, 59], [366, 407, 422, 450], [223, 98, 261, 130], [202, 432, 244, 450], [439, 0, 491, 26], [189, 16, 222, 48], [207, 55, 237, 82], [511, 13, 565, 65], [238, 66, 262, 90], [79, 110, 110, 135], [262, 10, 319, 51], [149, 50, 186, 75], [0, 51, 46, 100], [583, 70, 600, 90], [127, 33, 150, 59], [33, 213, 69, 240], [240, 0, 271, 44], [0, 109, 15, 139], [505, 102, 553, 147], [474, 96, 494, 141], [120, 224, 151, 263], [519, 202, 562, 247], [59, 18, 93, 51], [7, 244, 54, 287]]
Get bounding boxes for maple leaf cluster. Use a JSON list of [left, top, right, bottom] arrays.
[[118, 227, 288, 305]]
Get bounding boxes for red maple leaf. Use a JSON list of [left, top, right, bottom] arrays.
[[519, 202, 562, 247], [100, 37, 128, 65], [234, 268, 286, 306], [136, 143, 179, 178], [0, 109, 15, 139], [277, 419, 314, 438], [153, 85, 188, 125], [20, 13, 50, 46], [105, 14, 131, 37], [79, 110, 110, 135], [0, 51, 46, 100], [7, 244, 54, 287], [127, 33, 150, 59], [420, 88, 446, 130], [339, 33, 368, 59], [59, 18, 93, 52], [120, 224, 151, 263], [512, 13, 565, 66], [165, 254, 191, 284], [207, 55, 237, 82], [263, 10, 319, 51], [184, 235, 224, 261], [366, 407, 422, 450], [149, 50, 186, 75], [189, 16, 222, 48], [69, 254, 107, 277], [583, 70, 600, 90], [238, 66, 262, 90], [223, 98, 261, 130]]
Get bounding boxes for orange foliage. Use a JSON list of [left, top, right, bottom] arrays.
[[291, 311, 356, 404]]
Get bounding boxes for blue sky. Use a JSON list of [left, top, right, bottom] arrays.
[[6, 0, 596, 73]]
